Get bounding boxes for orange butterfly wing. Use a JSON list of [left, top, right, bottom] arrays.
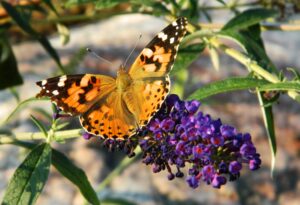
[[36, 74, 115, 115], [125, 17, 187, 126], [129, 17, 188, 79], [79, 91, 137, 139]]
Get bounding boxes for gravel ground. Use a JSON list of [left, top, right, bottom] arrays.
[[0, 14, 299, 205]]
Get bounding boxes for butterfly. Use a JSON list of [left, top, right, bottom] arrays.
[[36, 17, 188, 139]]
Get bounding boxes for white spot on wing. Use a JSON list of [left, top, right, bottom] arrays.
[[172, 21, 178, 26], [158, 32, 168, 41], [143, 48, 153, 58], [46, 90, 50, 93], [52, 90, 59, 95], [170, 37, 175, 44], [42, 80, 47, 86], [58, 75, 67, 87]]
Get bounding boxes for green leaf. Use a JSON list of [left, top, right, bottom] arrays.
[[37, 36, 64, 73], [189, 78, 300, 100], [30, 115, 48, 138], [1, 1, 36, 36], [0, 32, 23, 90], [2, 143, 52, 205], [258, 82, 300, 91], [52, 149, 100, 205], [1, 1, 64, 73], [187, 77, 269, 100], [172, 68, 188, 98], [1, 97, 49, 126], [222, 8, 277, 31], [257, 93, 276, 177], [171, 43, 205, 75], [218, 30, 277, 74], [42, 0, 59, 15], [208, 46, 219, 71]]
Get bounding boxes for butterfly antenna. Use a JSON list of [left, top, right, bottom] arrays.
[[122, 34, 142, 68], [86, 48, 114, 66]]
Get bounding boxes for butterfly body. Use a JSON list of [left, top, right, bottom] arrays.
[[116, 67, 132, 92], [36, 17, 188, 139]]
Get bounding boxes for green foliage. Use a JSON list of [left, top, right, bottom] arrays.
[[0, 31, 23, 90], [222, 8, 277, 31], [216, 8, 281, 174], [0, 1, 64, 73], [2, 143, 51, 205]]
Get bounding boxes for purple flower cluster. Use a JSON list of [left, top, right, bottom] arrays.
[[81, 94, 261, 189], [138, 94, 261, 189]]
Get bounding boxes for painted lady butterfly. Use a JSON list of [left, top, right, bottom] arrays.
[[36, 17, 188, 139]]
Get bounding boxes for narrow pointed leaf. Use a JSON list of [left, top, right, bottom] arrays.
[[257, 93, 276, 177], [0, 32, 23, 90], [208, 46, 219, 71], [188, 77, 300, 100], [1, 97, 49, 126], [52, 149, 100, 205], [188, 77, 269, 100], [30, 115, 48, 138], [2, 143, 52, 205], [222, 8, 277, 31]]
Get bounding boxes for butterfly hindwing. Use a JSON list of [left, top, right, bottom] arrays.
[[80, 91, 137, 139], [36, 74, 115, 115], [123, 76, 170, 126], [129, 17, 188, 79]]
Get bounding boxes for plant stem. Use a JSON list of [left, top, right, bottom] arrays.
[[0, 129, 82, 144]]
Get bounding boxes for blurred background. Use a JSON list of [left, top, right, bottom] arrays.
[[0, 0, 300, 204]]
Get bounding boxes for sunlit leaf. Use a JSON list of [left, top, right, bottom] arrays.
[[2, 143, 51, 205], [56, 23, 70, 45], [208, 46, 219, 71], [222, 8, 277, 31], [189, 77, 299, 101]]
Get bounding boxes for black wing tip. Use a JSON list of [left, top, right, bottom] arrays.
[[36, 81, 42, 86]]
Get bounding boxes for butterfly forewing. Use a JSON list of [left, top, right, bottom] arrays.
[[124, 17, 187, 128], [36, 74, 115, 115], [129, 17, 188, 79]]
